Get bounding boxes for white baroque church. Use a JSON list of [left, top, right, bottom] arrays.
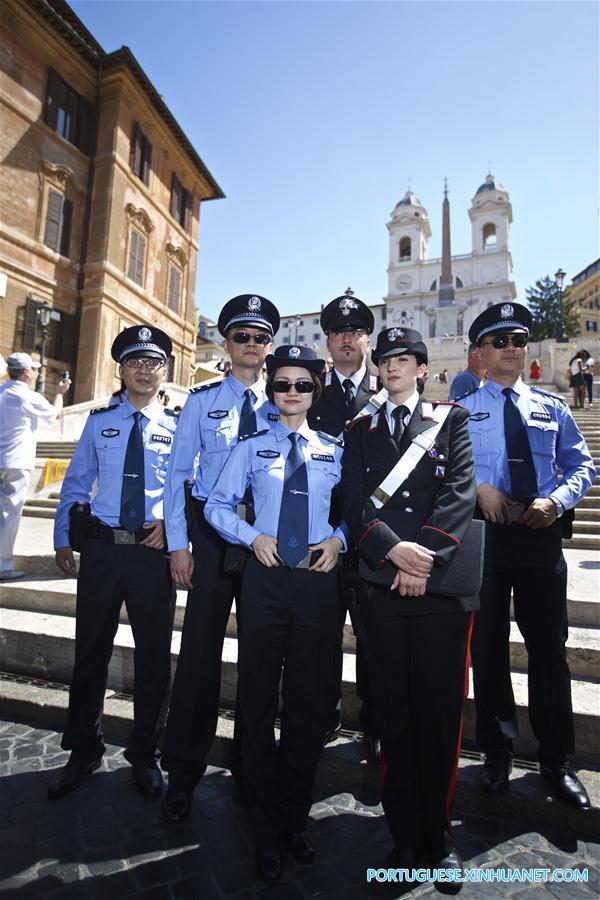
[[384, 174, 516, 340]]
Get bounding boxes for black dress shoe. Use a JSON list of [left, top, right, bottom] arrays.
[[540, 762, 592, 809], [480, 748, 512, 794], [429, 848, 463, 895], [132, 761, 163, 798], [255, 849, 283, 883], [47, 754, 103, 799], [323, 722, 342, 746], [282, 830, 315, 863], [161, 786, 193, 824]]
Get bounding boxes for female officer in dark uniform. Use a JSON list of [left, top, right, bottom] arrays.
[[205, 345, 346, 883]]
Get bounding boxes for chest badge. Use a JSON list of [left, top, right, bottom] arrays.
[[469, 412, 490, 422], [257, 449, 280, 459], [208, 410, 228, 419], [435, 464, 446, 479], [101, 428, 119, 438]]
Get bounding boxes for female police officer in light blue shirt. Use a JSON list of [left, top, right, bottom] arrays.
[[205, 345, 346, 884]]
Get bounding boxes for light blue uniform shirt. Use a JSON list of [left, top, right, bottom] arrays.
[[459, 377, 596, 510], [163, 374, 276, 551], [54, 397, 178, 549], [204, 419, 348, 552], [448, 369, 481, 402]]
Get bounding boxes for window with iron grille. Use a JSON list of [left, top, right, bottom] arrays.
[[127, 229, 146, 286], [45, 68, 94, 155], [131, 123, 153, 186], [44, 190, 72, 257]]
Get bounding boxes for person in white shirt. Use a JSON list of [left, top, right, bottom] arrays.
[[0, 352, 70, 579]]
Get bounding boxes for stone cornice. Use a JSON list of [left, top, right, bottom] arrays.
[[39, 159, 85, 194], [165, 242, 188, 268], [125, 203, 154, 236]]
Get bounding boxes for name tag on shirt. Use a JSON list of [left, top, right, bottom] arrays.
[[268, 412, 279, 421], [530, 411, 551, 422], [151, 433, 172, 444], [311, 453, 334, 462], [257, 449, 280, 458], [101, 428, 119, 437], [208, 410, 229, 419]]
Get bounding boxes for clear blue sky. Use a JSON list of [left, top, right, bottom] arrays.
[[72, 0, 599, 321]]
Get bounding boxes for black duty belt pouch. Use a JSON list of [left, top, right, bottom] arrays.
[[223, 496, 256, 576], [184, 480, 195, 539], [358, 517, 485, 598], [68, 501, 91, 552]]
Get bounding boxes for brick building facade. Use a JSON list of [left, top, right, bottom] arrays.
[[0, 0, 223, 402]]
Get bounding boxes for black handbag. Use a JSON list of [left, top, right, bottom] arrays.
[[358, 518, 485, 598]]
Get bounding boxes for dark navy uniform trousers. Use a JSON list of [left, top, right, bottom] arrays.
[[161, 502, 241, 782], [62, 537, 176, 763], [237, 556, 340, 850], [471, 519, 574, 765]]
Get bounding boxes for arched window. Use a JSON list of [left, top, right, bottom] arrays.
[[399, 236, 411, 260], [483, 223, 497, 249]]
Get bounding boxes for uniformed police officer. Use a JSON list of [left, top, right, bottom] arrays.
[[460, 302, 596, 808], [49, 325, 177, 800], [340, 327, 477, 880], [160, 294, 280, 825], [307, 292, 380, 754], [205, 344, 345, 883]]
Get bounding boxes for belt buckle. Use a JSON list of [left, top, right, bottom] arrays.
[[114, 529, 136, 545], [295, 552, 312, 569]]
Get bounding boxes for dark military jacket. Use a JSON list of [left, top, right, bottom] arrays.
[[308, 366, 379, 437], [339, 398, 478, 616]]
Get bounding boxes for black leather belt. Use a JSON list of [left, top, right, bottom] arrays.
[[85, 518, 147, 545]]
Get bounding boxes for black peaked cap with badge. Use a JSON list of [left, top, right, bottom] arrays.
[[371, 327, 428, 365], [320, 294, 375, 334], [218, 294, 280, 337], [266, 345, 325, 377], [111, 324, 172, 363], [468, 302, 532, 346]]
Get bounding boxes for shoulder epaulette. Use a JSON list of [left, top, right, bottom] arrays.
[[432, 400, 461, 407], [531, 386, 567, 405], [90, 404, 119, 415], [238, 428, 269, 442], [189, 381, 221, 395], [346, 414, 372, 431], [316, 430, 344, 447], [452, 386, 479, 403], [163, 408, 178, 419]]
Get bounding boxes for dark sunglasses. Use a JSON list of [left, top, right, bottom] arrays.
[[482, 334, 528, 349], [229, 332, 271, 345], [272, 379, 315, 394]]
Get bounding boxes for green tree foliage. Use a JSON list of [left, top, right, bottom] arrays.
[[526, 275, 579, 341]]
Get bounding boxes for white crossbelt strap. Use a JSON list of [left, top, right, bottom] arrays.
[[370, 403, 453, 509], [337, 388, 389, 439]]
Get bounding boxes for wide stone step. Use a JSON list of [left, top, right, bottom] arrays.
[[20, 506, 55, 519], [570, 520, 600, 535], [578, 495, 600, 509], [24, 498, 59, 509], [1, 677, 598, 841], [564, 534, 600, 550], [37, 442, 77, 459], [1, 607, 599, 759], [574, 508, 600, 521]]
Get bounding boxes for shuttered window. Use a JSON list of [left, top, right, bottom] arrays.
[[170, 174, 193, 232], [167, 266, 182, 313], [131, 123, 153, 186], [45, 68, 94, 155], [44, 191, 72, 257], [127, 230, 146, 286]]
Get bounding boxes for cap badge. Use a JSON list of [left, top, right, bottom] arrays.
[[289, 346, 301, 358], [138, 326, 152, 341], [339, 296, 358, 316], [500, 304, 514, 319], [387, 328, 404, 340], [248, 296, 262, 311]]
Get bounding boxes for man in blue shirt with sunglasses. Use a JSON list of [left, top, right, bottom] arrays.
[[161, 294, 280, 824], [460, 302, 595, 810]]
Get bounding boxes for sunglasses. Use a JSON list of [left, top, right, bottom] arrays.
[[272, 379, 315, 394], [482, 334, 528, 349], [123, 358, 165, 370], [229, 332, 272, 345]]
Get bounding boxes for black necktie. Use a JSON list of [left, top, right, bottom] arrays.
[[392, 405, 408, 446], [239, 388, 256, 438], [502, 388, 538, 501], [120, 411, 145, 532], [342, 378, 354, 407], [277, 433, 309, 567]]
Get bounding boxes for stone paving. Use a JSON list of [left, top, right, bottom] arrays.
[[1, 721, 599, 899]]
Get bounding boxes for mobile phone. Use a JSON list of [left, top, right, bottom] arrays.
[[60, 370, 70, 383], [309, 549, 324, 567]]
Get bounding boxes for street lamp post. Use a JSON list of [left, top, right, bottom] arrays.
[[287, 316, 301, 345], [35, 301, 52, 392], [555, 268, 568, 344]]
